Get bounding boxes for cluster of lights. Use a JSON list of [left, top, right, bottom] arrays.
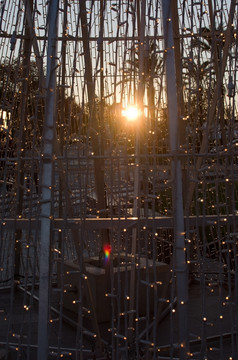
[[0, 0, 236, 359]]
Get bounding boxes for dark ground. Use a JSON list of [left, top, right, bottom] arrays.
[[0, 272, 237, 359]]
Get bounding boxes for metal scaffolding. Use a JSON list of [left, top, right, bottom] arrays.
[[0, 0, 238, 359]]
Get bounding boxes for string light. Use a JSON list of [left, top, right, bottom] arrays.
[[0, 1, 236, 359]]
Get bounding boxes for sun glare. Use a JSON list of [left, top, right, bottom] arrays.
[[122, 106, 140, 122]]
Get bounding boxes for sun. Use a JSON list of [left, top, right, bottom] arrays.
[[122, 106, 140, 122]]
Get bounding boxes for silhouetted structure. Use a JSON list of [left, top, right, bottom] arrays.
[[0, 1, 237, 359]]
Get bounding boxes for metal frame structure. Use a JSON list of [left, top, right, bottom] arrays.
[[0, 0, 238, 359]]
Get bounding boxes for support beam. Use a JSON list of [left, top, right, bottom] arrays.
[[37, 1, 59, 359], [0, 214, 236, 230], [14, 0, 33, 282], [129, 0, 146, 338], [162, 1, 189, 357]]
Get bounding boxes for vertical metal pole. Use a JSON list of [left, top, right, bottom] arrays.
[[128, 0, 146, 338], [58, 0, 68, 254], [37, 1, 59, 359], [161, 1, 189, 358], [80, 0, 107, 224], [15, 0, 33, 281]]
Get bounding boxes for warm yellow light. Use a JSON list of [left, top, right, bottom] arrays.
[[122, 106, 140, 121]]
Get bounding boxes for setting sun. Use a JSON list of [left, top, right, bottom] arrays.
[[122, 106, 140, 122]]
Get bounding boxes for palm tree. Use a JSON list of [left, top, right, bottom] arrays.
[[182, 24, 235, 153]]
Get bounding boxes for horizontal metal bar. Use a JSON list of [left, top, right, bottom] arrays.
[[1, 30, 236, 43], [0, 214, 236, 230]]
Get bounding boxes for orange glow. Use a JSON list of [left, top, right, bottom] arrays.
[[122, 106, 140, 121]]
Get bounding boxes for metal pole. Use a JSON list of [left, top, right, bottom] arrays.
[[14, 0, 33, 282], [161, 1, 189, 358], [37, 1, 59, 359], [79, 0, 107, 224], [128, 0, 146, 340]]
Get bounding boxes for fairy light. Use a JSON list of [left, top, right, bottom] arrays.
[[0, 1, 236, 358]]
